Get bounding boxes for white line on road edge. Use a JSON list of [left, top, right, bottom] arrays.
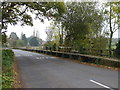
[[36, 57, 39, 59], [15, 55, 21, 56], [90, 80, 114, 90], [50, 57, 56, 58]]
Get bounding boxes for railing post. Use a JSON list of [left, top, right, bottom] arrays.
[[100, 50, 103, 56]]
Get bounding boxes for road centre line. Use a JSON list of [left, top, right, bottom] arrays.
[[90, 79, 114, 90]]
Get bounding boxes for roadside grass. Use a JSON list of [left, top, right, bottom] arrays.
[[1, 49, 14, 88]]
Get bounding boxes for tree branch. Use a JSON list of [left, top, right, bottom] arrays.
[[19, 7, 28, 16]]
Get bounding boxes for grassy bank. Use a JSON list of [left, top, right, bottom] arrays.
[[2, 49, 14, 88]]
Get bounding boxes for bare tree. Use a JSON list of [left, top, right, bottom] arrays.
[[45, 26, 53, 42]]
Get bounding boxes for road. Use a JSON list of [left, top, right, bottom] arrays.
[[13, 49, 118, 89]]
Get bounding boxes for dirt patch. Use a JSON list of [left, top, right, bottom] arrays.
[[12, 57, 24, 88]]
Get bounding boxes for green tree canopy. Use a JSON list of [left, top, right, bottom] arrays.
[[60, 2, 103, 49], [1, 32, 7, 46], [21, 34, 27, 46], [8, 32, 19, 47], [29, 37, 39, 46], [1, 2, 65, 33], [104, 2, 120, 57], [114, 39, 120, 58], [9, 32, 19, 40], [16, 40, 25, 47]]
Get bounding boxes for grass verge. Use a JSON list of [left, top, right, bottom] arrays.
[[2, 49, 14, 88]]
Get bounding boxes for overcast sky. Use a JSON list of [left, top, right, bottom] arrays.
[[6, 13, 52, 41]]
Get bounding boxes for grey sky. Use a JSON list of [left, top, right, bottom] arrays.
[[6, 17, 52, 41]]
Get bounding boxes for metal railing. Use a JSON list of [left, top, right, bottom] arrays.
[[16, 47, 120, 68]]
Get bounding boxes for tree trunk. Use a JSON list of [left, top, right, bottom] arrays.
[[61, 28, 63, 45], [109, 32, 113, 57], [109, 3, 113, 57], [0, 2, 4, 34]]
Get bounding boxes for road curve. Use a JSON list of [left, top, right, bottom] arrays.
[[13, 49, 118, 89]]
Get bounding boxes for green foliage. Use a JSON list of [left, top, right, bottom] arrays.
[[2, 49, 14, 73], [2, 49, 14, 88], [0, 32, 7, 47], [2, 33, 7, 45], [9, 32, 18, 40], [43, 41, 54, 50], [114, 40, 120, 58], [16, 40, 25, 47], [43, 41, 53, 47], [48, 22, 61, 46], [60, 2, 103, 50], [53, 43, 57, 51], [104, 2, 119, 57], [91, 36, 108, 50], [1, 2, 65, 32], [21, 34, 27, 46], [29, 37, 39, 46], [8, 32, 19, 48]]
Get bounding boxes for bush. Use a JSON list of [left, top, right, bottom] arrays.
[[114, 40, 120, 58], [2, 49, 14, 88]]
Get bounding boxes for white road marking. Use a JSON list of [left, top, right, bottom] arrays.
[[24, 55, 32, 56], [46, 57, 49, 59], [50, 57, 56, 58], [15, 55, 21, 56], [36, 57, 51, 60], [36, 57, 39, 59], [90, 80, 114, 90]]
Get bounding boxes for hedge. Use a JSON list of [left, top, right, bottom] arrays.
[[1, 49, 14, 88]]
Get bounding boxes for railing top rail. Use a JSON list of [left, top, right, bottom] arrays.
[[18, 48, 120, 62]]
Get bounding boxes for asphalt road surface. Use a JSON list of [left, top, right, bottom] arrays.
[[13, 49, 118, 89]]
